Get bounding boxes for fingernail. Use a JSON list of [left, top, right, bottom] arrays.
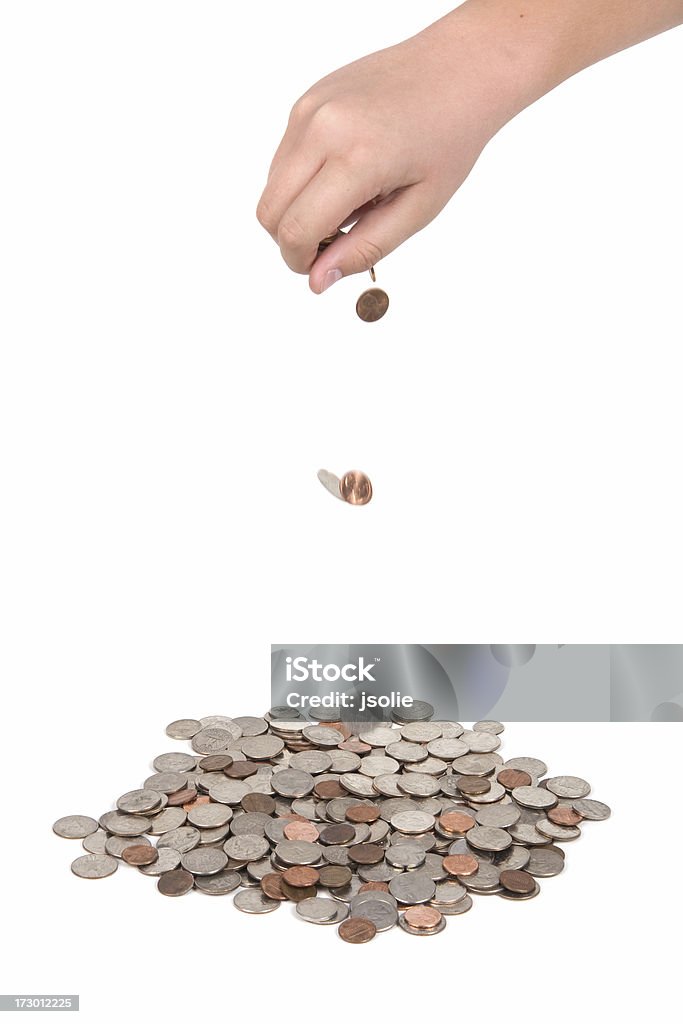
[[320, 268, 342, 293]]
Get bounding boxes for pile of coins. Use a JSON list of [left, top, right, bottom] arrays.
[[52, 712, 610, 943]]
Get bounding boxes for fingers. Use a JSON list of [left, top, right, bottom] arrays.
[[308, 184, 443, 293], [272, 161, 376, 275], [256, 145, 324, 243]]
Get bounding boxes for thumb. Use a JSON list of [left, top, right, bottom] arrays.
[[309, 184, 441, 294]]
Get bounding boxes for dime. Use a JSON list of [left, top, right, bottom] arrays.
[[82, 830, 108, 854], [466, 826, 512, 852], [338, 917, 377, 943], [166, 719, 202, 740], [339, 470, 373, 506], [356, 288, 389, 323], [296, 897, 341, 924], [116, 789, 162, 814], [233, 889, 280, 914], [71, 854, 118, 879], [439, 894, 473, 916], [512, 786, 557, 810], [195, 870, 242, 895], [526, 846, 565, 877], [572, 798, 611, 821], [53, 815, 99, 839], [152, 751, 196, 773], [122, 845, 158, 866], [545, 775, 591, 799]]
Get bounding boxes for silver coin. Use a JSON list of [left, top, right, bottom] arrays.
[[495, 845, 531, 870], [223, 835, 270, 862], [512, 785, 557, 810], [526, 846, 566, 877], [82, 830, 108, 854], [233, 889, 280, 914], [230, 812, 271, 836], [451, 754, 497, 777], [317, 468, 343, 500], [245, 857, 273, 881], [143, 772, 188, 794], [572, 797, 611, 821], [267, 706, 304, 721], [473, 720, 505, 734], [156, 826, 201, 853], [241, 735, 285, 760], [232, 716, 268, 736], [296, 897, 341, 923], [194, 870, 242, 894], [274, 839, 322, 866], [390, 810, 436, 834], [462, 862, 500, 891], [385, 741, 428, 763], [359, 755, 400, 778], [391, 700, 434, 723], [180, 847, 228, 875], [397, 774, 440, 797], [152, 751, 196, 773], [400, 722, 443, 743], [187, 803, 232, 829], [271, 768, 315, 798], [351, 890, 398, 911], [328, 750, 361, 773], [427, 738, 469, 760], [138, 848, 181, 875], [99, 811, 151, 837], [462, 730, 501, 753], [339, 774, 376, 798], [507, 822, 552, 846], [466, 825, 512, 852], [475, 804, 521, 828], [499, 879, 541, 901], [545, 775, 591, 799], [398, 913, 446, 936], [432, 880, 468, 905], [535, 819, 581, 842], [197, 823, 232, 845], [165, 719, 202, 740], [208, 778, 251, 805], [53, 815, 99, 839], [199, 716, 242, 739], [463, 781, 506, 805], [505, 756, 548, 777], [358, 862, 398, 882], [71, 854, 118, 879], [322, 845, 351, 866], [389, 872, 436, 905], [351, 899, 397, 931], [372, 773, 404, 797], [289, 750, 333, 775], [104, 834, 151, 858], [358, 727, 401, 747], [116, 789, 162, 815], [302, 725, 345, 747], [147, 807, 187, 834], [191, 728, 234, 754], [434, 721, 464, 738], [405, 756, 448, 776], [438, 894, 473, 915], [385, 843, 427, 870]]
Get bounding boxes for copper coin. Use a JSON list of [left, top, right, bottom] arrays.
[[346, 805, 380, 824], [456, 776, 491, 796], [348, 843, 385, 865], [122, 844, 159, 866], [318, 864, 352, 888], [443, 854, 479, 877], [241, 793, 276, 814], [183, 794, 210, 811], [199, 754, 233, 772], [339, 739, 372, 754], [282, 866, 321, 888], [439, 811, 475, 834], [359, 881, 390, 893], [223, 761, 258, 779], [283, 820, 320, 842], [157, 868, 194, 897], [356, 287, 389, 323], [314, 780, 346, 800], [500, 869, 536, 894], [548, 805, 583, 826], [404, 905, 443, 930], [318, 229, 345, 252], [497, 768, 532, 790], [338, 917, 377, 944], [319, 823, 355, 845], [281, 880, 317, 902], [340, 470, 373, 506], [260, 873, 287, 900], [166, 787, 196, 807]]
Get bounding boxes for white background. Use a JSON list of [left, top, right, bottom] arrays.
[[0, 0, 682, 1018]]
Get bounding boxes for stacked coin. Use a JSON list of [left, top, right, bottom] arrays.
[[52, 714, 610, 943]]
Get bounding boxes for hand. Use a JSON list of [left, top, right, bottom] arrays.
[[256, 13, 513, 293]]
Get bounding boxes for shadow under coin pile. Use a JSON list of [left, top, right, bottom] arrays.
[[52, 712, 611, 943]]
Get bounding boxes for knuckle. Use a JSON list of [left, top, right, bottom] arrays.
[[351, 236, 384, 270], [256, 197, 276, 233], [277, 214, 308, 250], [289, 91, 317, 124]]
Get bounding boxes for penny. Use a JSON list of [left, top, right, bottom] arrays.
[[157, 868, 194, 896], [455, 777, 491, 797], [167, 787, 198, 807], [53, 815, 99, 839], [497, 767, 531, 789], [122, 844, 159, 866], [404, 906, 443, 930], [499, 879, 540, 901], [314, 780, 346, 800], [224, 761, 258, 779], [70, 854, 118, 879], [320, 823, 356, 846], [572, 798, 611, 821], [356, 287, 389, 323], [241, 793, 276, 814], [346, 805, 380, 824], [338, 917, 377, 943], [399, 913, 446, 936], [198, 754, 233, 772], [359, 881, 389, 893], [283, 866, 320, 888], [261, 873, 287, 900], [339, 470, 373, 506], [284, 820, 320, 842], [443, 854, 479, 877], [319, 864, 353, 888], [166, 719, 202, 740], [438, 811, 475, 834], [348, 844, 385, 865], [499, 869, 536, 894], [281, 880, 318, 902], [548, 805, 583, 826]]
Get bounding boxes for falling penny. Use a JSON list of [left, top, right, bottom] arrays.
[[356, 287, 389, 322], [340, 470, 373, 506]]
